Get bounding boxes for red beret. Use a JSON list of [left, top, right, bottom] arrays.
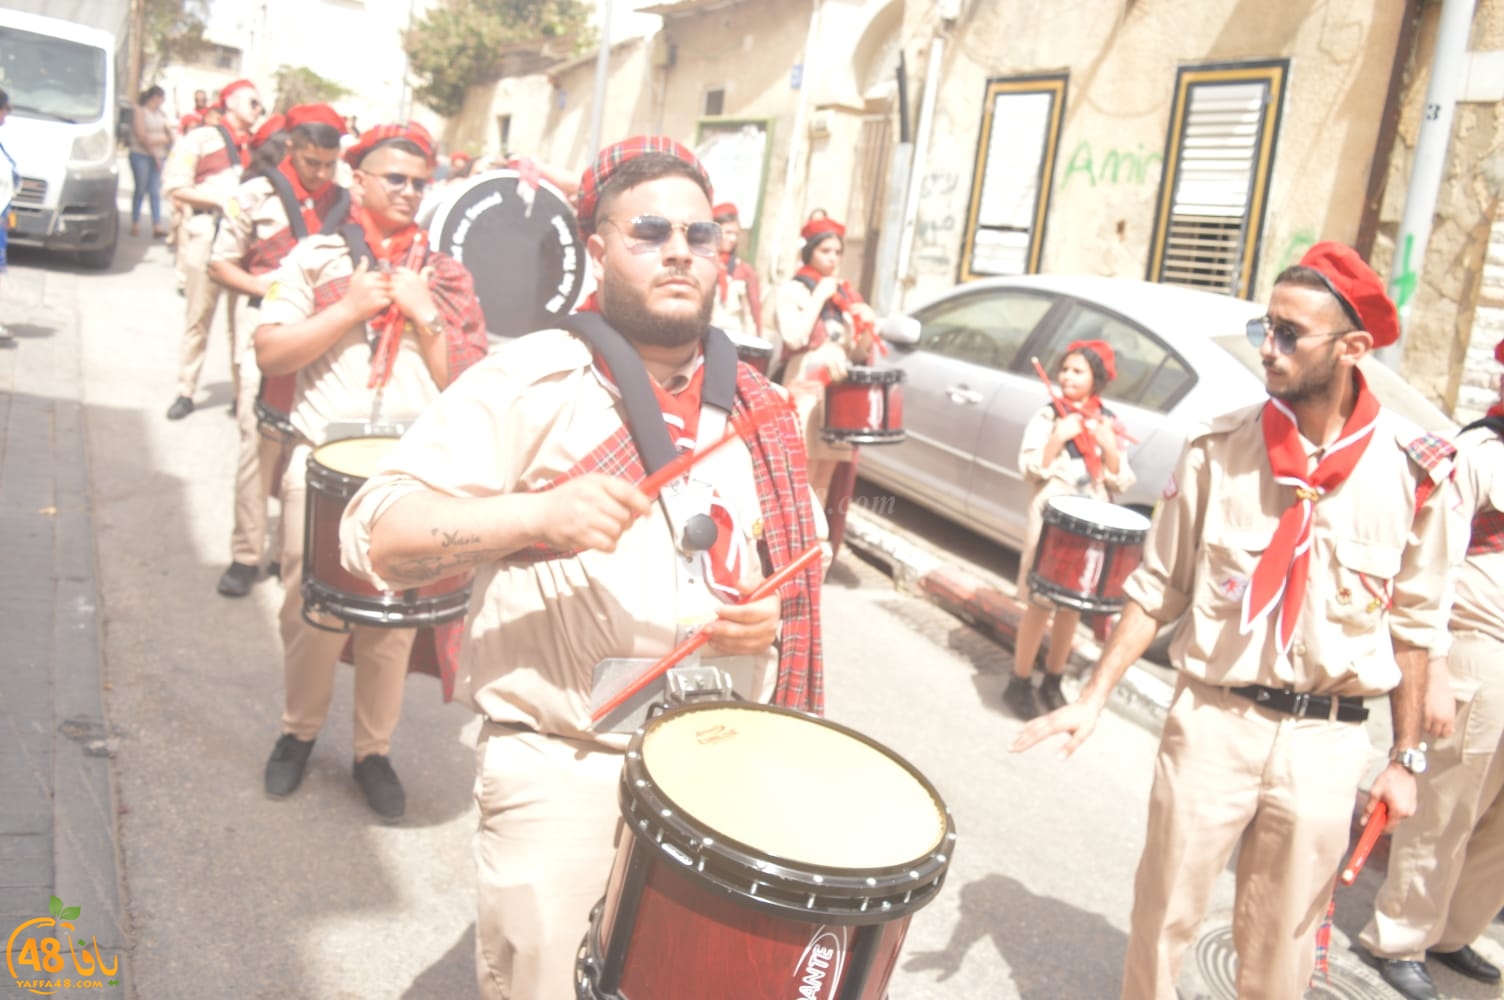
[[1066, 339, 1117, 382], [1496, 337, 1504, 365], [219, 79, 258, 104], [450, 152, 473, 166], [285, 103, 346, 134], [712, 202, 739, 221], [250, 114, 286, 150], [801, 215, 846, 242], [344, 121, 435, 167], [1297, 242, 1400, 349], [575, 135, 711, 234]]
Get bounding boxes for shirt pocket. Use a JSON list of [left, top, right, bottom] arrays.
[[1328, 536, 1403, 635], [1194, 529, 1269, 619]]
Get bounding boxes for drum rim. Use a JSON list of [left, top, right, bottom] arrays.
[[835, 365, 905, 385], [306, 436, 402, 495], [620, 701, 955, 924], [820, 429, 906, 444], [302, 578, 471, 626], [1042, 495, 1151, 537], [1026, 572, 1126, 615]]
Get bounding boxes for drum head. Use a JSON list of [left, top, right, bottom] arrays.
[[641, 703, 946, 870], [427, 170, 586, 341], [1045, 495, 1151, 533], [311, 436, 399, 478]]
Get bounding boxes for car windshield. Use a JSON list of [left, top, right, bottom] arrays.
[[0, 27, 107, 123], [1211, 334, 1457, 434]]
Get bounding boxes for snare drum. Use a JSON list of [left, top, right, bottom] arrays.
[[726, 330, 774, 375], [1027, 495, 1150, 614], [254, 374, 297, 441], [302, 436, 471, 629], [822, 366, 905, 446], [577, 702, 955, 1000]]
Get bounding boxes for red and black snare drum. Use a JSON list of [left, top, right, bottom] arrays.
[[728, 330, 775, 376], [302, 436, 472, 630], [577, 701, 955, 1000], [822, 366, 905, 446], [1028, 496, 1150, 615]]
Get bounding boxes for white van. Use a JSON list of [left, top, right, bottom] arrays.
[[0, 9, 119, 269]]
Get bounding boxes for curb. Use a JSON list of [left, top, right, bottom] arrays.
[[843, 507, 1176, 729]]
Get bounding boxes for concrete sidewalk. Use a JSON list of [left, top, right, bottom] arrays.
[[0, 251, 128, 997]]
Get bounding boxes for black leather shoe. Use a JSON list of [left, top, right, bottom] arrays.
[[1376, 959, 1439, 1000], [264, 734, 315, 797], [354, 754, 405, 821], [216, 562, 258, 597], [1038, 674, 1069, 712], [266, 561, 281, 580], [1428, 945, 1501, 983], [165, 396, 194, 420], [1002, 676, 1040, 721]]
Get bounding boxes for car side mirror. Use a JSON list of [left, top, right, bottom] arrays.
[[877, 314, 920, 347]]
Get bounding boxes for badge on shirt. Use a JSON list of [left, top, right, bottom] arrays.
[[1217, 575, 1249, 601], [224, 198, 240, 219], [264, 281, 281, 303], [1162, 474, 1179, 501]]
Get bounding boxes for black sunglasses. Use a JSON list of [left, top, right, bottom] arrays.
[[603, 215, 721, 258], [375, 172, 429, 195], [1246, 316, 1353, 356]]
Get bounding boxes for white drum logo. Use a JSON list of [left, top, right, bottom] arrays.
[[792, 926, 847, 999]]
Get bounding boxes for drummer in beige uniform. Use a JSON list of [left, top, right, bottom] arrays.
[[162, 78, 262, 421], [208, 102, 350, 599], [1358, 337, 1504, 1000], [339, 137, 828, 1000], [1013, 242, 1454, 1000], [252, 121, 487, 819], [1005, 339, 1135, 719]]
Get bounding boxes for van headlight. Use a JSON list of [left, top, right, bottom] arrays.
[[69, 127, 114, 167]]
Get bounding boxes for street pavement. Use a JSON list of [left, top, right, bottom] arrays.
[[0, 210, 1501, 999]]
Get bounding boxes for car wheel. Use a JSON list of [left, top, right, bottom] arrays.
[[77, 210, 118, 270]]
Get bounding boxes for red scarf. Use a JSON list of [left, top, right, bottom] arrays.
[[1064, 394, 1108, 485], [1490, 401, 1504, 420], [276, 158, 333, 234], [1241, 371, 1382, 652], [348, 204, 428, 389]]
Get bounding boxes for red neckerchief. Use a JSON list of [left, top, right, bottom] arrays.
[[348, 203, 428, 389], [1241, 371, 1382, 652], [1060, 392, 1107, 484], [593, 351, 706, 447], [276, 158, 333, 233], [350, 202, 419, 268], [224, 123, 251, 168], [1490, 401, 1504, 420]]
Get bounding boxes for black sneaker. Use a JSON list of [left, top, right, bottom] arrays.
[[166, 396, 194, 420], [1038, 674, 1069, 712], [264, 734, 315, 797], [1002, 676, 1040, 721], [217, 562, 258, 597], [353, 754, 405, 820]]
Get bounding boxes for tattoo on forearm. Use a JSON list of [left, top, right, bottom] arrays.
[[440, 528, 483, 549], [388, 547, 515, 583]]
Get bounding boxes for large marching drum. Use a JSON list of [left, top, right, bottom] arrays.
[[1027, 496, 1150, 615], [577, 702, 955, 1000]]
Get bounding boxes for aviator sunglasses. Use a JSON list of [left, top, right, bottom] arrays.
[[370, 172, 429, 195], [602, 215, 722, 258], [1245, 315, 1353, 356]]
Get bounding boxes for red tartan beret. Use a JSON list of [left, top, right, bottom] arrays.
[[1066, 339, 1117, 381], [250, 114, 285, 150], [344, 121, 436, 168], [1297, 242, 1400, 349], [575, 135, 711, 234], [285, 103, 346, 134]]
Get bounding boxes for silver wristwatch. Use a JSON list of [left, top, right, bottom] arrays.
[[1393, 745, 1428, 775]]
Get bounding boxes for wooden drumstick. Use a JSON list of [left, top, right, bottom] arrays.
[[1340, 802, 1388, 885], [590, 542, 824, 725]]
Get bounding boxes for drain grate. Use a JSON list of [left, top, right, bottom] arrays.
[[1179, 921, 1391, 999]]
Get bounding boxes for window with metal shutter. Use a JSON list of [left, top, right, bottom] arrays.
[[1149, 61, 1288, 299], [959, 74, 1068, 282]]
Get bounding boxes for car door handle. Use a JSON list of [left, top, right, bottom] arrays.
[[946, 385, 983, 405]]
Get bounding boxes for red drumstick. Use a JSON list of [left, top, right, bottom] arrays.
[[636, 407, 777, 501], [1029, 355, 1139, 445], [590, 542, 824, 724], [1340, 802, 1388, 885]]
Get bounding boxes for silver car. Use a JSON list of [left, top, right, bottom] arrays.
[[862, 275, 1457, 551]]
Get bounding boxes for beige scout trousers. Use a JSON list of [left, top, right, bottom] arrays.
[[277, 444, 414, 759], [473, 723, 623, 1000], [1122, 675, 1372, 1000], [174, 213, 237, 400], [1361, 631, 1504, 959], [228, 298, 286, 567]]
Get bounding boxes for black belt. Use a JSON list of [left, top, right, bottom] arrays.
[[192, 207, 215, 216], [1230, 684, 1369, 723]]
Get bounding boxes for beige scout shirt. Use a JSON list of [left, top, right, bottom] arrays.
[[161, 125, 242, 206], [209, 176, 287, 269], [340, 329, 780, 749], [1449, 424, 1504, 646], [257, 235, 441, 446], [1018, 404, 1137, 499], [1124, 401, 1453, 697]]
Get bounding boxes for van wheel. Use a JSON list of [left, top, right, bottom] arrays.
[[78, 236, 116, 270]]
